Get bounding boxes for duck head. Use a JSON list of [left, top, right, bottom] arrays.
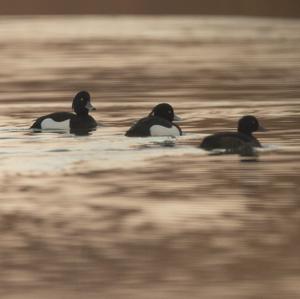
[[149, 103, 181, 122], [72, 91, 96, 115], [238, 115, 266, 135]]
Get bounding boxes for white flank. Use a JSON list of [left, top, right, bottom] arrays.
[[41, 118, 70, 130], [150, 125, 180, 137]]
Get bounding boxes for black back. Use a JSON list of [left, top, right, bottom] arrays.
[[126, 116, 182, 137], [30, 112, 75, 129], [126, 103, 182, 137], [200, 132, 261, 150]]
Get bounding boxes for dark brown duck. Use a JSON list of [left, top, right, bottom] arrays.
[[200, 115, 266, 153]]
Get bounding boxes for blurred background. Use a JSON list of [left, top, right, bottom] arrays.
[[0, 1, 300, 299], [0, 0, 300, 17]]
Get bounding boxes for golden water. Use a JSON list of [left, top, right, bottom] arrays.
[[0, 16, 300, 298]]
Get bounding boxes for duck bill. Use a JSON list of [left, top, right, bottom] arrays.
[[257, 124, 267, 132], [173, 114, 182, 122], [86, 102, 96, 112]]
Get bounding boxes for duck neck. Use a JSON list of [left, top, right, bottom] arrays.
[[238, 128, 253, 137], [76, 110, 89, 118]]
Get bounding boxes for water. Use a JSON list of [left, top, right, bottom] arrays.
[[0, 16, 300, 299]]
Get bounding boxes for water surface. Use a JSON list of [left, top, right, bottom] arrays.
[[0, 16, 300, 299]]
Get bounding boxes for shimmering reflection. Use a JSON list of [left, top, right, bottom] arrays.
[[0, 16, 300, 299]]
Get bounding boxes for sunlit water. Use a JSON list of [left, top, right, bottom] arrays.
[[0, 16, 300, 299]]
